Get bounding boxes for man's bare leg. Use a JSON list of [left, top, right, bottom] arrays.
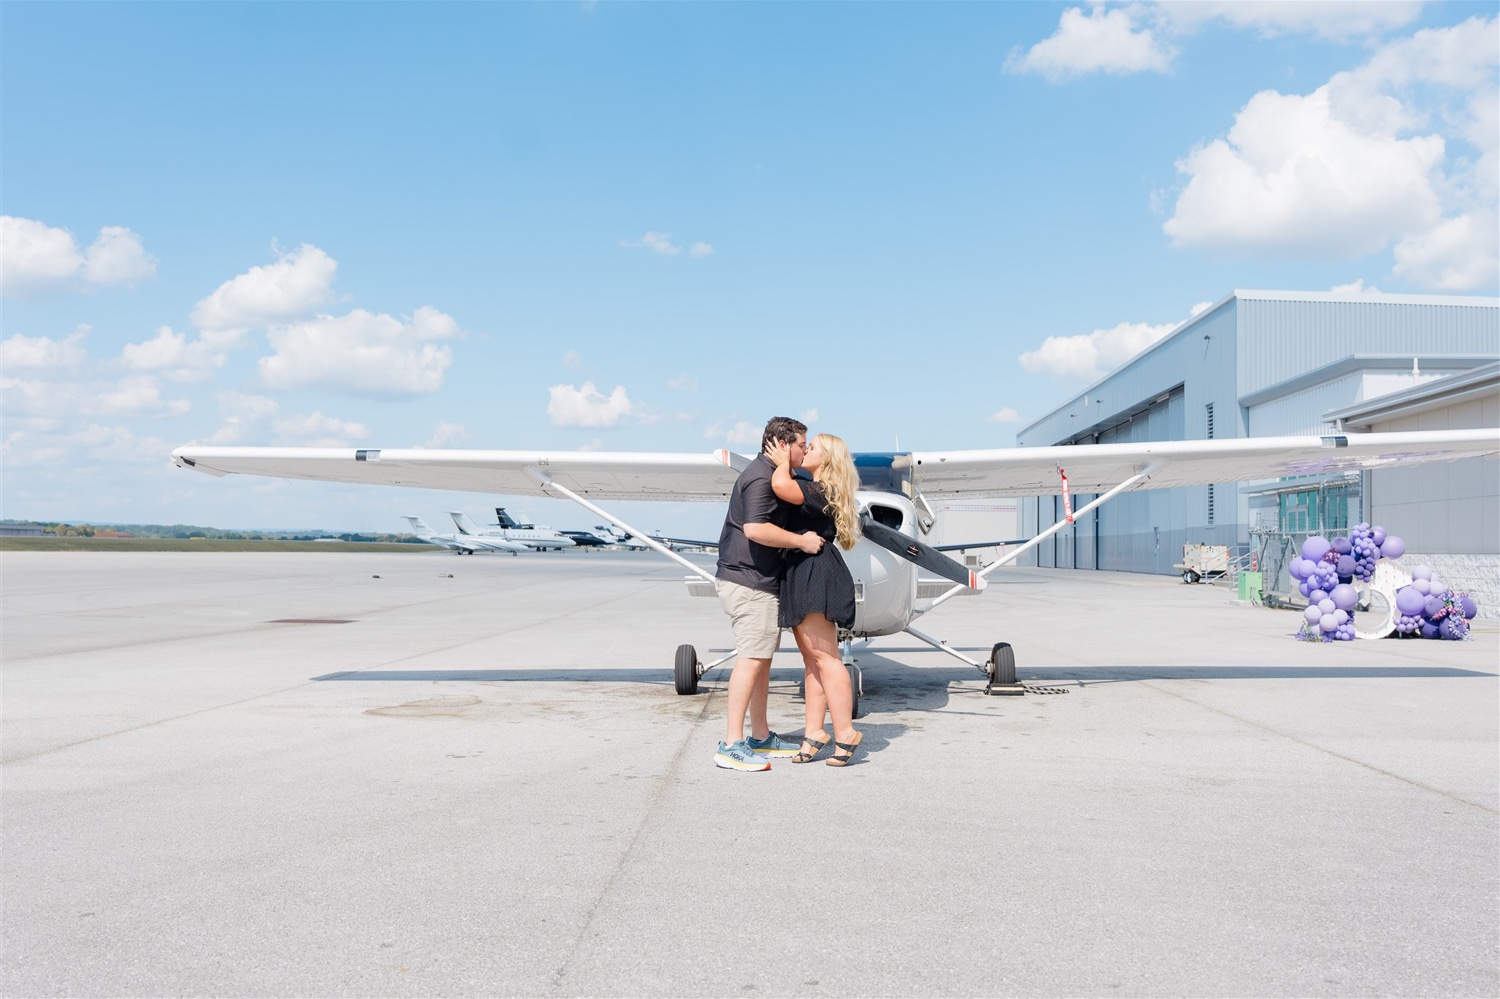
[[724, 656, 770, 744]]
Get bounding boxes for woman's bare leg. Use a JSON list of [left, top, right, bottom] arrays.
[[793, 613, 854, 743]]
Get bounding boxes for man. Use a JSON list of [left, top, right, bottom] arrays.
[[713, 416, 826, 771]]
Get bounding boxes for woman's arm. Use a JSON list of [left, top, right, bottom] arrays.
[[771, 456, 806, 505]]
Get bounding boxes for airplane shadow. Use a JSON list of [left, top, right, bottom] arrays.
[[310, 660, 1490, 768]]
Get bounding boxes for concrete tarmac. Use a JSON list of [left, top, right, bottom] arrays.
[[2, 550, 1496, 998]]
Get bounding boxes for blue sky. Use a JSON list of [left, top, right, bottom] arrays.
[[3, 2, 1496, 537]]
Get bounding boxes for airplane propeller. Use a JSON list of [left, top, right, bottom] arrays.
[[859, 514, 986, 590]]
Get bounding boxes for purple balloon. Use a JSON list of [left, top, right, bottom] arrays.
[[1299, 580, 1311, 597], [1424, 595, 1445, 618], [1320, 613, 1339, 632], [1460, 595, 1478, 620], [1318, 598, 1336, 614], [1304, 605, 1324, 624], [1337, 554, 1356, 577], [1379, 535, 1406, 560], [1395, 586, 1425, 616], [1302, 536, 1332, 562], [1411, 564, 1432, 580], [1333, 537, 1352, 555], [1330, 584, 1358, 611], [1289, 558, 1308, 580], [1371, 526, 1387, 545], [1420, 622, 1440, 639]]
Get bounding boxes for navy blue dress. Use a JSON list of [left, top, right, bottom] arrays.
[[777, 478, 857, 629]]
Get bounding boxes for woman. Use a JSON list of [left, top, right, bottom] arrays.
[[770, 433, 863, 767]]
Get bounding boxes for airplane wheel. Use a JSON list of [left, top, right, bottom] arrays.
[[989, 642, 1016, 685], [847, 662, 863, 719], [674, 644, 699, 695]]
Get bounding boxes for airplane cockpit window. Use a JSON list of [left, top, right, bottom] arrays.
[[854, 452, 913, 497]]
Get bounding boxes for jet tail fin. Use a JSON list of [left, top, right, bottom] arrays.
[[450, 511, 485, 535], [403, 516, 435, 537]]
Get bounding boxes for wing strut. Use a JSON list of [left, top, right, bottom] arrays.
[[524, 468, 718, 583], [923, 460, 1166, 612]]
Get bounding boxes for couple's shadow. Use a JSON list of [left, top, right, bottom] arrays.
[[700, 650, 1009, 766]]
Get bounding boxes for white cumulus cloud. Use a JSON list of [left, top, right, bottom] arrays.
[[1156, 2, 1423, 42], [272, 411, 371, 447], [1, 326, 90, 370], [0, 217, 156, 299], [1163, 16, 1499, 288], [257, 306, 461, 396], [82, 226, 158, 287], [1005, 6, 1175, 80], [120, 326, 227, 382], [704, 419, 761, 447], [1011, 3, 1424, 83], [987, 407, 1023, 424], [548, 381, 633, 428], [192, 243, 339, 333], [421, 422, 466, 448], [621, 232, 714, 258], [1020, 320, 1178, 381]]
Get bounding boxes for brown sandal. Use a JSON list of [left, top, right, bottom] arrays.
[[792, 732, 829, 764], [826, 731, 862, 767]]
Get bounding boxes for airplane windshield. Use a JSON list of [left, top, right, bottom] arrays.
[[853, 452, 913, 497]]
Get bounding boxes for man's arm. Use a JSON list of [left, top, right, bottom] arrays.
[[745, 520, 823, 553]]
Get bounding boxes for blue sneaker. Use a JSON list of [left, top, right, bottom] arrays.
[[746, 731, 800, 757], [715, 739, 771, 771]]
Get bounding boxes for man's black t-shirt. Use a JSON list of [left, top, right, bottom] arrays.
[[715, 454, 792, 593]]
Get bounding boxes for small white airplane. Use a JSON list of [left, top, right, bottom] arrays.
[[591, 524, 650, 550], [450, 509, 575, 550], [402, 516, 528, 555], [173, 429, 1498, 712]]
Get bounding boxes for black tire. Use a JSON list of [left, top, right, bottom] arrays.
[[673, 644, 699, 695], [1182, 569, 1200, 583], [989, 642, 1016, 685], [847, 662, 863, 719]]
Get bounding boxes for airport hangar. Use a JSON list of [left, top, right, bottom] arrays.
[[1006, 289, 1499, 612]]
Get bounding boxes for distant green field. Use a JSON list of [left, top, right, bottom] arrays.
[[0, 537, 440, 553]]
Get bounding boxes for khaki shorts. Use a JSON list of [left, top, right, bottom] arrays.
[[715, 579, 782, 659]]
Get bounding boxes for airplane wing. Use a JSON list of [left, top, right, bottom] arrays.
[[172, 447, 750, 501], [174, 430, 1497, 502], [908, 430, 1499, 498]]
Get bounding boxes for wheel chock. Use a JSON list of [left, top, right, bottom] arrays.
[[985, 682, 1026, 696]]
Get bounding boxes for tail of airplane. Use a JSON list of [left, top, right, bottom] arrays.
[[450, 511, 486, 535], [494, 507, 523, 528], [404, 516, 436, 538]]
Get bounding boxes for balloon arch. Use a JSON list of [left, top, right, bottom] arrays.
[[1289, 524, 1478, 642]]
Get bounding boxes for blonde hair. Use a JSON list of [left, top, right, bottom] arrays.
[[812, 434, 860, 551]]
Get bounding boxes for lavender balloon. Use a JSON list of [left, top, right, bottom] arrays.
[[1379, 535, 1405, 560], [1460, 595, 1478, 620], [1395, 587, 1425, 616], [1320, 613, 1338, 633], [1330, 584, 1358, 611], [1304, 605, 1323, 625], [1412, 564, 1432, 581], [1302, 536, 1332, 562], [1372, 526, 1386, 545], [1337, 554, 1356, 578]]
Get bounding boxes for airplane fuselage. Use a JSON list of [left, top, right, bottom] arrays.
[[843, 488, 919, 637]]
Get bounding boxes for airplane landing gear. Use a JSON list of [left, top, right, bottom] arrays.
[[674, 644, 699, 695], [847, 661, 863, 719], [985, 641, 1024, 696]]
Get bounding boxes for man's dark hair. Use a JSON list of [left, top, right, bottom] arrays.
[[761, 416, 807, 451]]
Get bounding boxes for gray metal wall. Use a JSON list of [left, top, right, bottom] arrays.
[[1016, 291, 1499, 575]]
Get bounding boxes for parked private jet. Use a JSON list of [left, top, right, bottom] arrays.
[[402, 516, 528, 555], [173, 429, 1498, 713], [450, 510, 574, 550]]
